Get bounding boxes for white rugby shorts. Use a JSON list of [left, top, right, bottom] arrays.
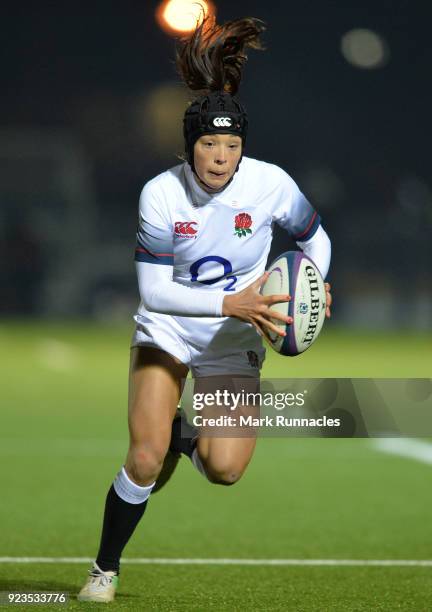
[[131, 311, 265, 378]]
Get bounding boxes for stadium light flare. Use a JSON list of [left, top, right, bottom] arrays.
[[156, 0, 215, 36], [341, 28, 389, 69]]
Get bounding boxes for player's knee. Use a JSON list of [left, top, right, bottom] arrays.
[[127, 444, 166, 485], [205, 464, 244, 486]]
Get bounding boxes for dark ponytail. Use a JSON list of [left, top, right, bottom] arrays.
[[176, 15, 266, 96]]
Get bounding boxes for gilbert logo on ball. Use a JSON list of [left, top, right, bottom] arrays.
[[234, 213, 253, 238], [261, 251, 326, 356]]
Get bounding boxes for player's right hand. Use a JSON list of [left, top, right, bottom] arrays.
[[222, 272, 292, 340]]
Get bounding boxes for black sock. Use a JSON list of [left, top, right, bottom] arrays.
[[170, 413, 197, 458], [96, 485, 148, 574]]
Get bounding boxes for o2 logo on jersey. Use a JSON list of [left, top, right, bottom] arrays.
[[190, 256, 237, 292], [175, 221, 198, 239]]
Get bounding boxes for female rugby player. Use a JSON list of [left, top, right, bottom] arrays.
[[78, 15, 332, 603]]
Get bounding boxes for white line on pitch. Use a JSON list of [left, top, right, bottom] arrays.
[[372, 438, 432, 465], [0, 558, 432, 567]]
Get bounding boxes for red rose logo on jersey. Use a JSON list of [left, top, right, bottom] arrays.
[[234, 213, 253, 238], [175, 221, 198, 238]]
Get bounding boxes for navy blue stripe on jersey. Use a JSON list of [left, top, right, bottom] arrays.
[[135, 222, 174, 265], [134, 245, 174, 265], [292, 210, 321, 241]]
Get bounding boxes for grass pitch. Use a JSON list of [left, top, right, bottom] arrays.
[[0, 321, 431, 611]]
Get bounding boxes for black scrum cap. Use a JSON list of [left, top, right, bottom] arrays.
[[183, 91, 248, 171]]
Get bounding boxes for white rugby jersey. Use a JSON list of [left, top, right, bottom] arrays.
[[134, 156, 329, 350]]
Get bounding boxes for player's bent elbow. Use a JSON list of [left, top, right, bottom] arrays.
[[140, 293, 160, 315]]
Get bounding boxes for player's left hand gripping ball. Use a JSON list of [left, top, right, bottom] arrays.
[[324, 282, 332, 318]]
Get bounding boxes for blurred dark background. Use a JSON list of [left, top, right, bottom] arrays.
[[1, 1, 431, 328]]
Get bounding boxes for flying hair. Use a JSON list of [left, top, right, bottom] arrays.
[[176, 14, 266, 96]]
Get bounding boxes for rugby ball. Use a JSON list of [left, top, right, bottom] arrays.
[[261, 251, 326, 356]]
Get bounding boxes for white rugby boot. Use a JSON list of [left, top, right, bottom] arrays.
[[77, 562, 119, 603]]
